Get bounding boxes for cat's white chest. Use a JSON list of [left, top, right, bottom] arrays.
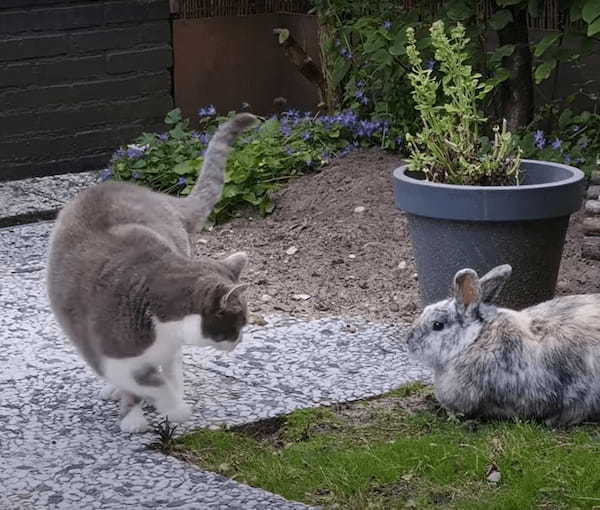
[[153, 314, 204, 348]]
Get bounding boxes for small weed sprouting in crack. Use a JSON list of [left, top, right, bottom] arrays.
[[148, 417, 179, 454]]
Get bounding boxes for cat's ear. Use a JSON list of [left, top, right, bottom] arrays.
[[221, 284, 249, 309], [222, 251, 248, 281]]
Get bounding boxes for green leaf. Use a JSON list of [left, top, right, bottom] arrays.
[[332, 58, 351, 86], [165, 108, 183, 126], [489, 9, 513, 30], [527, 0, 543, 17], [534, 33, 561, 57], [570, 0, 585, 21], [582, 0, 600, 23], [262, 198, 275, 215], [490, 44, 515, 64], [588, 16, 600, 36], [487, 68, 510, 86], [496, 0, 523, 5], [173, 160, 198, 175], [446, 0, 474, 21], [169, 125, 187, 140], [389, 43, 406, 56], [559, 108, 575, 129], [534, 58, 557, 84]]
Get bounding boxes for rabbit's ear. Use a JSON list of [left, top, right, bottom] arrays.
[[453, 268, 481, 315], [480, 264, 512, 303]]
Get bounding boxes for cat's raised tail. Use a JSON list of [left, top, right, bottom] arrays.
[[182, 112, 258, 229]]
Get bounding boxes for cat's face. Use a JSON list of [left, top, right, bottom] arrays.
[[199, 284, 248, 351]]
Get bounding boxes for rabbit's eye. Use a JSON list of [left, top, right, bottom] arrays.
[[432, 321, 445, 331]]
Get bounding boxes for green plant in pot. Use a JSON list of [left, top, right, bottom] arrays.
[[393, 20, 585, 309]]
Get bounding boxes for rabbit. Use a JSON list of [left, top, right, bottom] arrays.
[[406, 264, 600, 426]]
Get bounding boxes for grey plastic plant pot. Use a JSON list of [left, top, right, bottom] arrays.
[[393, 159, 585, 309]]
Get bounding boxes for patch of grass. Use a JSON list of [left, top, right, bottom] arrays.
[[171, 383, 600, 509]]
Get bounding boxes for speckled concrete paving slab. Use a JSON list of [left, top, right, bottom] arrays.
[[0, 171, 99, 227], [195, 318, 430, 406], [1, 220, 430, 509]]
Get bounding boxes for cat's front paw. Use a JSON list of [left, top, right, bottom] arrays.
[[120, 408, 149, 433], [163, 402, 192, 423], [99, 384, 122, 401]]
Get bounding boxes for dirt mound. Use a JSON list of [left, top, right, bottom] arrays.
[[195, 149, 600, 323]]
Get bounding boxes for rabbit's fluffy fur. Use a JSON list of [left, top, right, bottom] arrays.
[[407, 265, 600, 426]]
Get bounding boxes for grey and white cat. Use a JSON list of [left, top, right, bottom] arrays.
[[47, 113, 257, 433], [407, 265, 600, 426]]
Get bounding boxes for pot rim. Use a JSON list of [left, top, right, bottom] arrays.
[[394, 159, 584, 191], [393, 159, 585, 221]]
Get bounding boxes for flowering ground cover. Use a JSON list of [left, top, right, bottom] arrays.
[[106, 107, 400, 221], [105, 106, 599, 223]]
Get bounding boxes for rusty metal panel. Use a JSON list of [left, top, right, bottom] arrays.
[[173, 14, 320, 118]]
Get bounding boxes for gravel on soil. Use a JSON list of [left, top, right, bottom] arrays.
[[195, 149, 600, 323]]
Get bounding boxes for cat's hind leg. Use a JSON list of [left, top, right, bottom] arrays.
[[119, 392, 149, 433]]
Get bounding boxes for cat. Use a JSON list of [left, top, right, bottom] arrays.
[[47, 113, 257, 433]]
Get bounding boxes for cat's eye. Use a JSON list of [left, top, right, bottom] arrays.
[[432, 321, 444, 331]]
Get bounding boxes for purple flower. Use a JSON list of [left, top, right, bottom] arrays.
[[321, 151, 330, 162], [286, 147, 295, 155], [280, 121, 292, 137], [157, 133, 168, 141], [564, 154, 572, 164], [334, 110, 358, 129], [382, 20, 392, 30], [338, 144, 354, 157], [132, 172, 140, 180], [282, 109, 301, 120], [579, 139, 589, 148], [100, 168, 113, 181], [355, 120, 382, 138], [340, 47, 352, 60], [126, 145, 147, 159], [198, 105, 216, 117], [177, 176, 187, 186], [551, 138, 562, 150], [354, 90, 369, 105], [192, 131, 209, 145], [395, 136, 404, 147], [425, 60, 435, 70], [302, 131, 311, 141], [533, 130, 545, 149], [111, 148, 126, 161]]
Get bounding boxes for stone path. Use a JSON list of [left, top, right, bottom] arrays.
[[0, 171, 99, 227], [0, 174, 430, 509]]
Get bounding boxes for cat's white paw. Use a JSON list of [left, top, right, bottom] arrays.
[[99, 384, 121, 401], [120, 407, 149, 433], [163, 402, 192, 423]]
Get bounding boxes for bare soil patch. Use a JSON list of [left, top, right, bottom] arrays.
[[195, 149, 600, 323]]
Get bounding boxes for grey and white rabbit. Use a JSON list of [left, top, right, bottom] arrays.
[[407, 264, 600, 426]]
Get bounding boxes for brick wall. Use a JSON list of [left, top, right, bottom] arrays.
[[0, 0, 173, 180]]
